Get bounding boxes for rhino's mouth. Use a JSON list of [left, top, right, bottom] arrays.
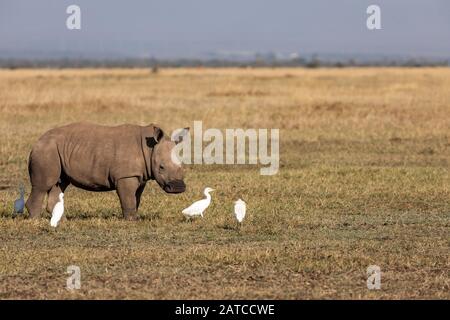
[[164, 180, 186, 193]]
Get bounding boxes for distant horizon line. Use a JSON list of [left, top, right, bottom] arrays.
[[0, 49, 449, 62]]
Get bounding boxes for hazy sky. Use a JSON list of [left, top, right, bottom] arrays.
[[1, 0, 449, 58]]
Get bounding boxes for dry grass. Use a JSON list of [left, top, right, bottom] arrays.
[[0, 67, 449, 299]]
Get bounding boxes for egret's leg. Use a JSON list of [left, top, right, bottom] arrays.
[[116, 177, 140, 221]]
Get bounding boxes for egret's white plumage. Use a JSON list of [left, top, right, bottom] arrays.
[[50, 193, 64, 227], [182, 187, 214, 218], [234, 198, 246, 223]]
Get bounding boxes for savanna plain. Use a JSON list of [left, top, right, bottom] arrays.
[[0, 67, 449, 299]]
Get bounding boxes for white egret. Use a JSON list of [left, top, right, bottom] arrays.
[[182, 187, 214, 218], [234, 198, 246, 223], [50, 193, 64, 227]]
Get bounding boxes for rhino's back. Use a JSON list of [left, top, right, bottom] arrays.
[[39, 122, 147, 190]]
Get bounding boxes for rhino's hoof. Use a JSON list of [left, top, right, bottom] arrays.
[[125, 214, 138, 221]]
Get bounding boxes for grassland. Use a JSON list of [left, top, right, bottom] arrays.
[[0, 67, 449, 299]]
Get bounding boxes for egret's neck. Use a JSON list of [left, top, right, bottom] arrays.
[[204, 191, 211, 200]]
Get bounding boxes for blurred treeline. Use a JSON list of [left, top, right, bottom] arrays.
[[0, 56, 448, 69]]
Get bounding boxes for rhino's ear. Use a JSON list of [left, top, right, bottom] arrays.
[[145, 126, 165, 148], [154, 126, 165, 143], [173, 127, 190, 145]]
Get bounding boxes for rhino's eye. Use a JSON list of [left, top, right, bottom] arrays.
[[159, 164, 165, 171]]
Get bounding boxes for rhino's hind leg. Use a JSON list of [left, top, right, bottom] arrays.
[[116, 177, 140, 221], [26, 188, 47, 219], [26, 140, 61, 218], [46, 178, 70, 213]]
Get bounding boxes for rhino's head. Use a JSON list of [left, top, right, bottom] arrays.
[[148, 126, 188, 194]]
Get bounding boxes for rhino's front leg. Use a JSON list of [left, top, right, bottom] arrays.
[[135, 184, 146, 211], [116, 177, 140, 221]]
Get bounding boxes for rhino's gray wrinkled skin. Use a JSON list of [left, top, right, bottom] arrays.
[[26, 122, 188, 220]]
